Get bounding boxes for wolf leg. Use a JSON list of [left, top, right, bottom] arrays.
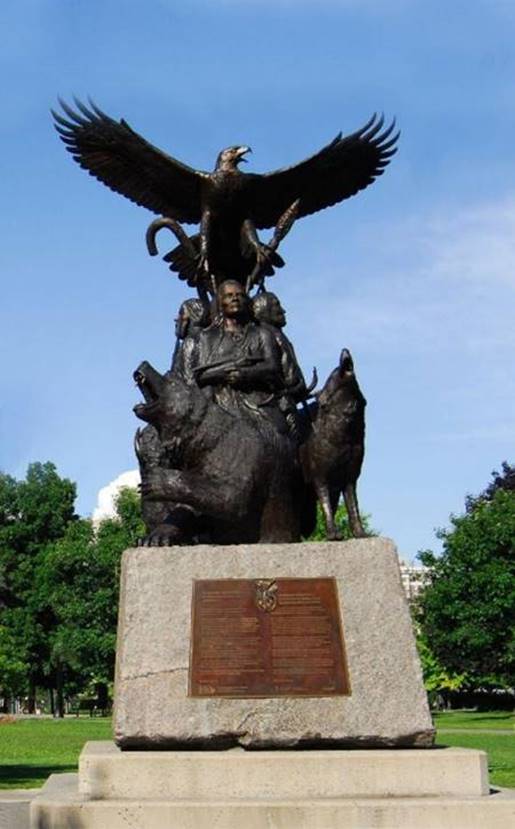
[[343, 482, 367, 538], [315, 480, 342, 541]]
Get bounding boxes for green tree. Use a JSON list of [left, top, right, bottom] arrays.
[[0, 463, 77, 710], [38, 487, 144, 714], [418, 488, 515, 687], [416, 631, 467, 700], [465, 461, 515, 513], [0, 624, 28, 706]]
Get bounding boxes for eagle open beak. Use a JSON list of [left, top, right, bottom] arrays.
[[237, 146, 252, 163]]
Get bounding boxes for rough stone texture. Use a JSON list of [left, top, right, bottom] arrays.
[[31, 770, 515, 829], [114, 538, 434, 748], [79, 742, 488, 800]]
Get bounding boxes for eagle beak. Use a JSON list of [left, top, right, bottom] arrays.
[[237, 146, 252, 163]]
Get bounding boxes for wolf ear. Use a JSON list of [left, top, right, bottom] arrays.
[[339, 348, 354, 374]]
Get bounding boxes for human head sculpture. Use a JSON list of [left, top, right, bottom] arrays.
[[252, 291, 286, 329], [175, 298, 209, 339], [216, 280, 249, 321]]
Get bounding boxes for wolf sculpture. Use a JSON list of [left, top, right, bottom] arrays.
[[134, 349, 367, 544], [301, 349, 367, 540]]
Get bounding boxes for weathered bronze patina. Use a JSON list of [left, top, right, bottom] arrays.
[[52, 99, 398, 296], [190, 578, 350, 698], [53, 99, 397, 543]]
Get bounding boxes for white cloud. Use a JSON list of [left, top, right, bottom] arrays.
[[92, 469, 140, 525]]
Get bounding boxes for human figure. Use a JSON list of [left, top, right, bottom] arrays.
[[252, 291, 307, 439], [170, 297, 209, 382], [137, 280, 305, 543], [252, 291, 306, 400], [193, 281, 286, 431]]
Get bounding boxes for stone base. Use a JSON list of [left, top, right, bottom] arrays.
[[79, 741, 488, 799], [0, 788, 39, 829], [30, 745, 515, 829], [114, 539, 434, 748]]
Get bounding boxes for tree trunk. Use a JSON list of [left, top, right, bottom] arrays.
[[95, 682, 109, 713], [49, 687, 55, 717]]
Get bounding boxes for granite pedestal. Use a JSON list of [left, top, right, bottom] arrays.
[[114, 538, 434, 748], [27, 539, 515, 827]]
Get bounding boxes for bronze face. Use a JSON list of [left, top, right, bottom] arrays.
[[219, 281, 247, 319], [268, 296, 286, 328]]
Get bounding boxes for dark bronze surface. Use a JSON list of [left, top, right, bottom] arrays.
[[190, 578, 350, 698], [135, 282, 307, 546], [52, 101, 383, 545], [300, 349, 367, 540], [52, 99, 398, 296]]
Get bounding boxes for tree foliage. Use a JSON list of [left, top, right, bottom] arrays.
[[37, 487, 144, 705], [0, 466, 144, 710], [418, 484, 515, 687], [0, 463, 77, 705], [0, 624, 28, 698], [416, 631, 467, 694], [465, 461, 515, 514], [307, 503, 375, 541]]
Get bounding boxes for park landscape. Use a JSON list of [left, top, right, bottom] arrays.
[[1, 462, 514, 796], [1, 2, 515, 826]]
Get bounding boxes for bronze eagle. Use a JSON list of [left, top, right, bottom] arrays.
[[52, 98, 399, 292]]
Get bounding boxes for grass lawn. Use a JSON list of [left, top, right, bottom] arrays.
[[433, 710, 514, 731], [0, 712, 513, 790], [0, 717, 112, 789], [435, 731, 515, 789]]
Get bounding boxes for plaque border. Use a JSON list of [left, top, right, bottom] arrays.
[[188, 576, 352, 699]]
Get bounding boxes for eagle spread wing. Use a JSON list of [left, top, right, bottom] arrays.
[[248, 114, 399, 229], [52, 98, 208, 224]]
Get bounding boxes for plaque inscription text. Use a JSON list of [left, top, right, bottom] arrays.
[[189, 578, 350, 698]]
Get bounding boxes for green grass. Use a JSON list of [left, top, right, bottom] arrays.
[[0, 717, 112, 789], [433, 710, 514, 731], [0, 713, 514, 791], [435, 730, 515, 789]]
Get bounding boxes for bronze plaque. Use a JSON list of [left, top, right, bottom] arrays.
[[189, 578, 350, 698]]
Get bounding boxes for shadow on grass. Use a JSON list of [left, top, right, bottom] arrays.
[[0, 764, 75, 789]]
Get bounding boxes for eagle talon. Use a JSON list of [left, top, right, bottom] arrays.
[[52, 101, 399, 293], [255, 245, 271, 265], [197, 255, 210, 275]]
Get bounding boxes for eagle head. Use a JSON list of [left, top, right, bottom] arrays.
[[215, 145, 252, 171]]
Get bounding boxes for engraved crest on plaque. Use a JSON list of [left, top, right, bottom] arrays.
[[254, 579, 278, 612]]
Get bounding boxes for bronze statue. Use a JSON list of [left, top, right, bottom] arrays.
[[252, 291, 314, 441], [300, 350, 367, 540], [53, 99, 398, 542], [170, 297, 209, 381], [52, 99, 398, 295], [134, 284, 307, 543], [194, 281, 288, 435]]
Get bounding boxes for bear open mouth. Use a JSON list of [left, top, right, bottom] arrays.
[[134, 369, 158, 404]]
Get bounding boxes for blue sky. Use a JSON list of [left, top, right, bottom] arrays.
[[1, 0, 514, 559]]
